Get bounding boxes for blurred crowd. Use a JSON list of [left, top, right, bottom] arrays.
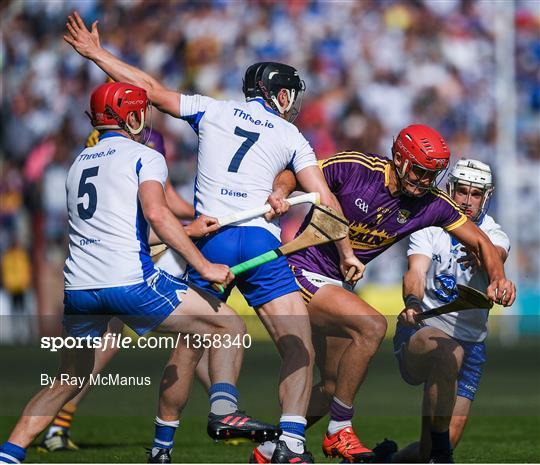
[[1, 0, 539, 320]]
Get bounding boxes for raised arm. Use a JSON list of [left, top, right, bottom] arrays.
[[449, 219, 516, 306], [64, 12, 181, 117]]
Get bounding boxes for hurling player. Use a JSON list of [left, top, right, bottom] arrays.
[[377, 159, 510, 463], [38, 127, 197, 453], [250, 125, 515, 463]]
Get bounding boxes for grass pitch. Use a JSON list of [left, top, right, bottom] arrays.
[[1, 337, 539, 463]]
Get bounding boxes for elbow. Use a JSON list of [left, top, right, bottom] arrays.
[[144, 205, 169, 228]]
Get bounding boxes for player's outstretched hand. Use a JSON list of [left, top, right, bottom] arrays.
[[64, 11, 101, 59], [487, 278, 516, 307], [185, 215, 220, 238], [200, 262, 234, 288], [458, 246, 481, 272], [339, 255, 365, 286], [265, 190, 290, 221]]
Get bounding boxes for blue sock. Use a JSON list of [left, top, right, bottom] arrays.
[[431, 430, 451, 454], [153, 417, 179, 450], [279, 415, 306, 440], [208, 383, 238, 415], [0, 442, 26, 463]]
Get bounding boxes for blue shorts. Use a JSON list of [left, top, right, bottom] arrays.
[[63, 270, 188, 337], [393, 323, 487, 401], [187, 226, 299, 307]]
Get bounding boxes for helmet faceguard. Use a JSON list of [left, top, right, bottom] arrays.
[[447, 159, 494, 222], [88, 82, 149, 138], [242, 62, 305, 122], [392, 124, 451, 197]]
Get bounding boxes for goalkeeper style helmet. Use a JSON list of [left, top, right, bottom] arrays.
[[447, 159, 494, 222], [242, 62, 305, 122], [88, 82, 149, 137], [391, 124, 451, 197]]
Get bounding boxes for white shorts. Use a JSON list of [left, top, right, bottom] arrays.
[[291, 266, 353, 303]]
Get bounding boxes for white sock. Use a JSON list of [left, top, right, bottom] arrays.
[[257, 441, 276, 460], [209, 388, 238, 415], [151, 447, 171, 457], [210, 398, 237, 415], [327, 419, 352, 436], [279, 432, 305, 454]]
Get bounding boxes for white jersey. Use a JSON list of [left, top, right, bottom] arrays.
[[179, 95, 317, 238], [64, 133, 168, 290], [408, 214, 510, 342]]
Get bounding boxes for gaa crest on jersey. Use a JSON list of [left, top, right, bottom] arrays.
[[434, 274, 458, 303], [355, 198, 369, 213], [396, 209, 411, 224]]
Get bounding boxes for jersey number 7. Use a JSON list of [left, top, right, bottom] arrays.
[[227, 126, 260, 173]]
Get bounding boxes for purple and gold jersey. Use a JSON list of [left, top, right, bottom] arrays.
[[288, 152, 467, 281]]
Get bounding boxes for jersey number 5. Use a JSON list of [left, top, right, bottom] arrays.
[[77, 166, 99, 220], [227, 126, 260, 173]]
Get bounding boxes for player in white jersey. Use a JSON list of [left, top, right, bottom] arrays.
[[64, 12, 364, 462], [0, 83, 280, 465], [377, 160, 511, 463], [38, 127, 195, 453]]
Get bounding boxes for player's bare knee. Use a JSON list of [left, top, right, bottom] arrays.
[[432, 340, 464, 372], [58, 348, 95, 377], [366, 314, 387, 346], [349, 314, 387, 353], [432, 339, 463, 366], [411, 329, 452, 359], [227, 315, 247, 337], [277, 334, 313, 371], [213, 313, 246, 337]]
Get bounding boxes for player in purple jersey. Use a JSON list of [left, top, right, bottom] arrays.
[[251, 124, 516, 464]]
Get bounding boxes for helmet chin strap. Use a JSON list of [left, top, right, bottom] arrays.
[[393, 157, 414, 195], [126, 109, 145, 135], [270, 89, 296, 115], [398, 159, 409, 179], [103, 105, 145, 139]]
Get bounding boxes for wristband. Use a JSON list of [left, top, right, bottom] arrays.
[[404, 294, 423, 310]]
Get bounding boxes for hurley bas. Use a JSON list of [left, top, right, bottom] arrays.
[[41, 373, 151, 389]]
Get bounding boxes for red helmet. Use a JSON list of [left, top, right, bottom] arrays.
[[89, 82, 148, 135], [392, 124, 451, 195]]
